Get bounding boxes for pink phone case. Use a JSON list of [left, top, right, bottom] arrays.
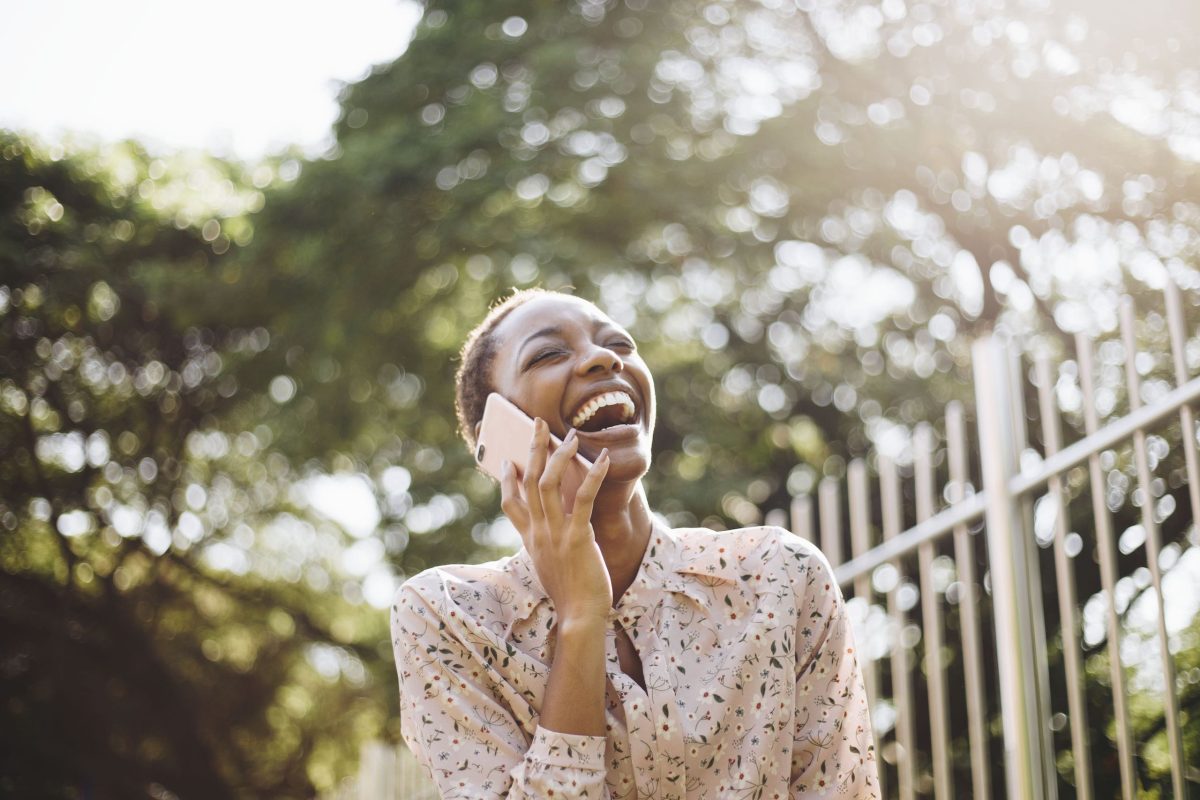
[[475, 393, 593, 514]]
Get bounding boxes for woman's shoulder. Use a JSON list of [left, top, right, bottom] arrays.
[[671, 523, 826, 565], [391, 546, 547, 633], [399, 553, 519, 594], [393, 551, 530, 614], [667, 522, 837, 596]]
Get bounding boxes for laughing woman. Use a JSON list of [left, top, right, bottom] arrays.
[[391, 289, 879, 799]]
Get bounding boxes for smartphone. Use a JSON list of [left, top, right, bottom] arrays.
[[475, 393, 593, 514]]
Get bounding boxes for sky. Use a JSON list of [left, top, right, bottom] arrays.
[[1, 0, 422, 160]]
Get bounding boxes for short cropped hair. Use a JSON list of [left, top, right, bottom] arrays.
[[454, 287, 553, 452]]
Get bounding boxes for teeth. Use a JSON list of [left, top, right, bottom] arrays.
[[570, 391, 636, 429]]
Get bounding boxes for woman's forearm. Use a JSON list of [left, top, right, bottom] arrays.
[[538, 615, 608, 736]]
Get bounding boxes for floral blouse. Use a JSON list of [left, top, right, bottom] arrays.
[[391, 521, 879, 798]]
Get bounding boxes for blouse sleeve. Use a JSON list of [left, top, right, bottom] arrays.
[[783, 538, 880, 798], [391, 578, 610, 799]]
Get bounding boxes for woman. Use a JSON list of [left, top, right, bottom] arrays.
[[391, 288, 879, 798]]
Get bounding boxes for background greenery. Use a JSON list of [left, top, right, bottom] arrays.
[[2, 0, 1200, 797]]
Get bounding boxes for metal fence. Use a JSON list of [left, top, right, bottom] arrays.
[[335, 282, 1199, 799], [320, 741, 439, 800], [794, 282, 1199, 799]]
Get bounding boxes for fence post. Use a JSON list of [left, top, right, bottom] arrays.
[[357, 741, 396, 800], [972, 335, 1054, 800]]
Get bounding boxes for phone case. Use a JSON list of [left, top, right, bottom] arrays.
[[475, 393, 593, 514]]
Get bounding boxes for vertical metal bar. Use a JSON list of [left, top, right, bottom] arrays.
[[1007, 346, 1058, 800], [973, 336, 1051, 800], [914, 423, 951, 800], [791, 493, 814, 542], [946, 401, 991, 800], [848, 459, 885, 800], [1166, 280, 1200, 546], [1076, 332, 1137, 800], [848, 460, 878, 701], [359, 740, 396, 800], [763, 508, 788, 531], [819, 477, 843, 567], [881, 454, 915, 800], [1119, 297, 1188, 798], [1034, 353, 1093, 799]]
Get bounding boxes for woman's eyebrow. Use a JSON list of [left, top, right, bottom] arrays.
[[517, 320, 627, 359], [517, 326, 563, 359]]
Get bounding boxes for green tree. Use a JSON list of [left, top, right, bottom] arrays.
[[0, 137, 393, 798]]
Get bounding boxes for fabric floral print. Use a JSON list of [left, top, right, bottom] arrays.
[[392, 522, 879, 798]]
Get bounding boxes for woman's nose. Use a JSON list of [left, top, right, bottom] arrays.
[[578, 344, 623, 374]]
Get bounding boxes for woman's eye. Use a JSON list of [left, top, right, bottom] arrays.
[[609, 340, 635, 350], [526, 349, 561, 367]]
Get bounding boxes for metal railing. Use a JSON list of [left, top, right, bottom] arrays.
[[798, 282, 1199, 799], [321, 741, 439, 800]]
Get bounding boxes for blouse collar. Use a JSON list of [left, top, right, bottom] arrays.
[[506, 516, 739, 629]]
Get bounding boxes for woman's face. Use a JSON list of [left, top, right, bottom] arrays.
[[486, 295, 656, 482]]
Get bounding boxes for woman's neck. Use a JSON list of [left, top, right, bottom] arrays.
[[590, 483, 654, 604]]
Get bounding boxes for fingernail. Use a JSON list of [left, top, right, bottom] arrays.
[[600, 448, 610, 461], [565, 428, 577, 442], [502, 459, 511, 473]]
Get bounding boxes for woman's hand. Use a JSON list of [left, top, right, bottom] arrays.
[[501, 418, 613, 625]]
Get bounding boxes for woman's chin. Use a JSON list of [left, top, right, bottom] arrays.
[[598, 448, 651, 487], [571, 423, 652, 488]]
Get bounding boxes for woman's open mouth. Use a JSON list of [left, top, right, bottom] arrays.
[[568, 390, 638, 433], [561, 388, 650, 461]]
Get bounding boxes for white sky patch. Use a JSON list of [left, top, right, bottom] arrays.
[[203, 540, 250, 575], [362, 568, 399, 609], [342, 537, 384, 576], [866, 416, 913, 465], [303, 473, 381, 539], [0, 0, 421, 159], [950, 250, 984, 317], [1082, 542, 1200, 693], [820, 255, 916, 329], [1128, 544, 1200, 638]]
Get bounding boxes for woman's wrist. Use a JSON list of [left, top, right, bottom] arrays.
[[541, 612, 608, 737], [556, 612, 608, 638]]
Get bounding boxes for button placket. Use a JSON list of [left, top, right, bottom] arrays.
[[604, 617, 621, 670], [629, 613, 686, 800], [603, 611, 657, 799]]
